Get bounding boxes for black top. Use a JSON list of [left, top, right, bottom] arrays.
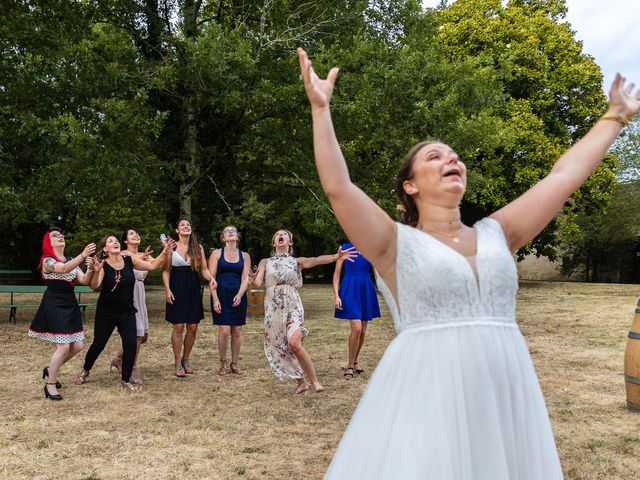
[[97, 256, 136, 312]]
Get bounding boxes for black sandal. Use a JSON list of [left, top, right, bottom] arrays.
[[354, 363, 364, 374], [344, 367, 355, 378]]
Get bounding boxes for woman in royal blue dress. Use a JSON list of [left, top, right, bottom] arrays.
[[208, 225, 251, 375], [333, 242, 380, 378]]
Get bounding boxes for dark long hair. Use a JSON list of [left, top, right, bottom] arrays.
[[121, 227, 138, 252], [176, 220, 202, 271], [395, 140, 439, 227]]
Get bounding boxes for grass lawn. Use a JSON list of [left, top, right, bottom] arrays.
[[1, 282, 639, 479]]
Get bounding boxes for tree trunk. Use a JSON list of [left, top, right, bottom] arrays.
[[179, 0, 200, 220]]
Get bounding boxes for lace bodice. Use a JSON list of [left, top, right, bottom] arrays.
[[377, 218, 518, 333], [265, 254, 302, 289]]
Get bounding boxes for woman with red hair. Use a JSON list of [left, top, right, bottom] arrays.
[[28, 228, 96, 401]]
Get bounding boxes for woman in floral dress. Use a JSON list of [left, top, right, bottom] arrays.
[[251, 229, 355, 394]]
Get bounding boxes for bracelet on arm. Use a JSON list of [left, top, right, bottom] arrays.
[[601, 113, 629, 127]]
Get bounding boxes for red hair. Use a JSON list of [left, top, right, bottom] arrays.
[[38, 228, 65, 275]]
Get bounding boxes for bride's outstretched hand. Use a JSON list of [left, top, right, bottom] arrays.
[[608, 73, 640, 120], [297, 47, 339, 110]]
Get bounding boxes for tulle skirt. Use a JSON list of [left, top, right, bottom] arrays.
[[325, 322, 563, 479]]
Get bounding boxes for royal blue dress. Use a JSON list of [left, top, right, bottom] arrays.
[[335, 242, 380, 321], [211, 247, 247, 326]]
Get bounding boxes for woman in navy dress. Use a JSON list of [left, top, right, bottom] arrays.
[[208, 225, 251, 375], [333, 242, 380, 378], [163, 219, 216, 377]]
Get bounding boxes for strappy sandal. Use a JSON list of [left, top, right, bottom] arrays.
[[230, 362, 244, 375], [74, 369, 89, 385], [354, 363, 364, 374], [344, 367, 355, 378], [181, 358, 194, 375], [121, 381, 140, 392], [175, 364, 186, 378], [218, 359, 227, 376]]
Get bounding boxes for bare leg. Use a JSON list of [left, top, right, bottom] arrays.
[[291, 377, 310, 395], [354, 320, 367, 366], [289, 329, 324, 393], [181, 324, 198, 372], [230, 326, 243, 373], [217, 326, 230, 362], [63, 341, 84, 364], [47, 343, 71, 396], [347, 320, 363, 368], [171, 323, 186, 374]]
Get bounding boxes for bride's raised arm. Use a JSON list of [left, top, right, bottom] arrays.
[[491, 73, 639, 251], [298, 48, 396, 277]]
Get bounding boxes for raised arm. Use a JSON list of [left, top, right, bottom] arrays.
[[298, 48, 396, 277], [131, 239, 175, 271], [45, 243, 96, 275], [492, 74, 640, 251], [89, 257, 105, 290], [75, 256, 95, 285], [297, 246, 356, 270]]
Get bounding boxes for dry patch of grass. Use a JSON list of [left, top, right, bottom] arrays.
[[0, 282, 639, 479]]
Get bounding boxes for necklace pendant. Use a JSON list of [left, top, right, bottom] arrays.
[[452, 237, 460, 244]]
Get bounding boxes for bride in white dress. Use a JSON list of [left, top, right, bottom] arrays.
[[298, 48, 639, 479]]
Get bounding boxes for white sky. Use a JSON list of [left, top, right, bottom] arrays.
[[421, 0, 640, 92]]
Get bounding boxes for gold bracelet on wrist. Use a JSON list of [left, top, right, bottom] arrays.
[[601, 113, 629, 127]]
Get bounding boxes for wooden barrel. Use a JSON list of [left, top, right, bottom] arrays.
[[624, 298, 640, 411], [247, 289, 266, 316]]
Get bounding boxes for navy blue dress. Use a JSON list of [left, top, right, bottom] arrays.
[[211, 247, 247, 326], [165, 251, 204, 325], [334, 242, 381, 321]]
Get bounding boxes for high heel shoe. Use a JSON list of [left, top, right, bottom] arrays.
[[44, 383, 62, 401], [109, 356, 122, 373], [42, 367, 62, 389]]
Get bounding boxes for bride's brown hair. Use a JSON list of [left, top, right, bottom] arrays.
[[395, 140, 440, 227]]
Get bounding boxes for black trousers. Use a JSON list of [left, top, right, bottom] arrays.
[[83, 309, 137, 382]]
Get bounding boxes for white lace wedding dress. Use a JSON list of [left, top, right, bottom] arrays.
[[325, 218, 563, 479]]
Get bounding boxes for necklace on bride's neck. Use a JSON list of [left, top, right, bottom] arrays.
[[417, 223, 464, 244]]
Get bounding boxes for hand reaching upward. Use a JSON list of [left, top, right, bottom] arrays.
[[608, 73, 640, 121], [298, 47, 340, 110]]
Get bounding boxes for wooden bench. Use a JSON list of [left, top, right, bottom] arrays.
[[0, 285, 96, 324]]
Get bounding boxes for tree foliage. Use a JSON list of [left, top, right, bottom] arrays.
[[0, 0, 618, 279]]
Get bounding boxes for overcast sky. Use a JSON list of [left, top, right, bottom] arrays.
[[421, 0, 640, 92]]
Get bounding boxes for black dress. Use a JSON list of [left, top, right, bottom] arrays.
[[28, 257, 85, 344]]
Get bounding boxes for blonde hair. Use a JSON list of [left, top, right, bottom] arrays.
[[270, 229, 294, 256]]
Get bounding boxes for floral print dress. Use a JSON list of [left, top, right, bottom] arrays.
[[263, 253, 308, 380]]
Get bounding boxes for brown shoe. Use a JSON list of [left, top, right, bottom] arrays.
[[230, 362, 244, 375], [218, 359, 227, 376]]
